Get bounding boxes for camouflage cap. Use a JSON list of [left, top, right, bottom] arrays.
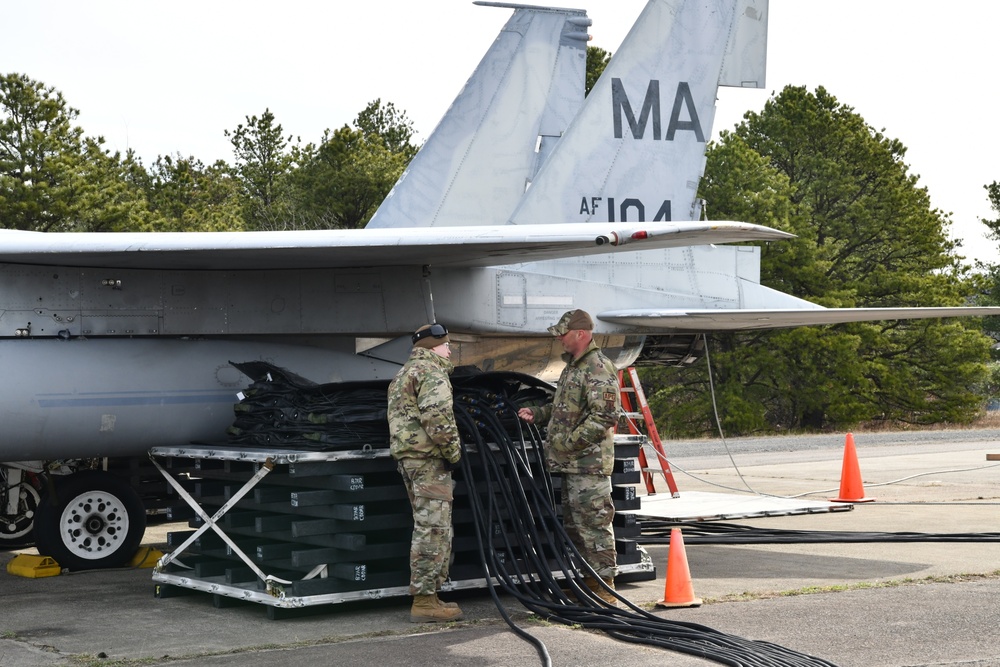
[[547, 309, 594, 336]]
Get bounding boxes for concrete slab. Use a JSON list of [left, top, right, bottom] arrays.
[[1, 429, 998, 666]]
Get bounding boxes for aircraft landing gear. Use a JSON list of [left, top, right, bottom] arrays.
[[34, 469, 146, 571], [0, 466, 42, 549]]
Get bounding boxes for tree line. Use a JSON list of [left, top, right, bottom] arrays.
[[3, 51, 999, 437], [0, 72, 417, 234], [644, 86, 1000, 436]]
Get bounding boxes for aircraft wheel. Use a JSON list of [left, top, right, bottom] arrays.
[[34, 470, 146, 570], [0, 472, 41, 549]]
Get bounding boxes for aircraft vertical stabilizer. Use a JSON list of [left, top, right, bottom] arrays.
[[366, 3, 590, 229], [510, 0, 766, 226], [720, 0, 768, 89], [435, 0, 781, 329]]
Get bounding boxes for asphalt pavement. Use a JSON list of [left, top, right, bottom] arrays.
[[2, 429, 999, 667]]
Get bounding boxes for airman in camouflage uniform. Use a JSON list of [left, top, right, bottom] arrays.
[[388, 323, 464, 622], [517, 309, 621, 604]]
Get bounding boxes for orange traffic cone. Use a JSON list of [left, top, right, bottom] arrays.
[[831, 433, 874, 503], [655, 528, 702, 608]]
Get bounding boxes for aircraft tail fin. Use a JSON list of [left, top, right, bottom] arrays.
[[720, 0, 768, 90], [366, 3, 590, 229], [510, 0, 768, 226]]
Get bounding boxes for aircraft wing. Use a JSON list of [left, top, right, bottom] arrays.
[[0, 222, 792, 271], [598, 307, 1000, 332]]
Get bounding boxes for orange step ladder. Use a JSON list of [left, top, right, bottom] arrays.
[[618, 367, 680, 498]]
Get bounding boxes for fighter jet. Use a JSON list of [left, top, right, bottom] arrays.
[[1, 0, 996, 568]]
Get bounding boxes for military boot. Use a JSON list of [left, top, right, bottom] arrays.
[[584, 576, 619, 606], [410, 594, 464, 623], [434, 593, 460, 609]]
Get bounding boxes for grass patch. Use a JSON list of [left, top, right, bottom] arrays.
[[853, 412, 1000, 433], [701, 570, 1000, 604]]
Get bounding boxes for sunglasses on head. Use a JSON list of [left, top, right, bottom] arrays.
[[412, 323, 449, 344]]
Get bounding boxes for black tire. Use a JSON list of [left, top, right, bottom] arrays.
[[34, 470, 146, 570], [0, 472, 41, 550]]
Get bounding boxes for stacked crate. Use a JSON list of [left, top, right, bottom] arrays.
[[151, 369, 652, 613]]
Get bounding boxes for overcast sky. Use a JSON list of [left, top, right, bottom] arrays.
[[4, 0, 998, 265]]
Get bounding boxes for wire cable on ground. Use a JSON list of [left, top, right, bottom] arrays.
[[451, 374, 839, 667], [638, 445, 1000, 501], [636, 342, 1000, 502], [703, 339, 755, 494], [636, 519, 1000, 545], [225, 364, 840, 666]]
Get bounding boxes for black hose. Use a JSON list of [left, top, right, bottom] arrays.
[[638, 519, 1000, 544], [452, 381, 839, 667], [226, 364, 841, 666], [457, 408, 553, 667]]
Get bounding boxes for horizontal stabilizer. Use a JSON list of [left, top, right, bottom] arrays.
[[0, 222, 792, 271], [598, 306, 1000, 332]]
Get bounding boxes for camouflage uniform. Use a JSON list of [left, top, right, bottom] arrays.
[[528, 339, 620, 578], [388, 346, 462, 596]]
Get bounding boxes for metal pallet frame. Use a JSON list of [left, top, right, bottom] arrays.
[[149, 439, 653, 612]]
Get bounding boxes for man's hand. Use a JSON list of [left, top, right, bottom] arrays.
[[517, 407, 535, 423]]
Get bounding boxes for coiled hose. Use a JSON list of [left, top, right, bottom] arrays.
[[452, 383, 839, 667]]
